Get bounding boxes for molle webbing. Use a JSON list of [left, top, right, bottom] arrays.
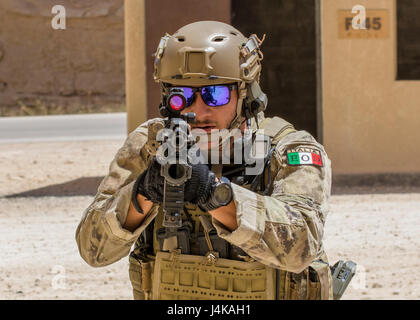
[[258, 116, 296, 145], [152, 251, 276, 300]]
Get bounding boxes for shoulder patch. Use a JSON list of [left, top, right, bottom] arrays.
[[286, 147, 323, 167]]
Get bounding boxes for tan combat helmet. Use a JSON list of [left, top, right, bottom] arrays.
[[153, 20, 268, 129]]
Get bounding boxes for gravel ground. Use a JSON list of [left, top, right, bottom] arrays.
[[0, 140, 419, 300]]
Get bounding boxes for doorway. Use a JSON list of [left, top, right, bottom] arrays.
[[232, 0, 320, 139]]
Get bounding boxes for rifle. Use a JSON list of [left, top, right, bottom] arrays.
[[156, 87, 197, 252]]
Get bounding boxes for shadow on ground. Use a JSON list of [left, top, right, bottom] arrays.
[[332, 173, 420, 195], [5, 177, 104, 198], [3, 173, 420, 198]]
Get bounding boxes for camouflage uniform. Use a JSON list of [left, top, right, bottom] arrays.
[[76, 112, 333, 300]]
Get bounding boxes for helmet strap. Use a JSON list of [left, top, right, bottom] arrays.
[[227, 81, 247, 131]]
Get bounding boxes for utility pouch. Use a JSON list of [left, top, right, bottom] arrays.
[[129, 253, 156, 300], [284, 270, 308, 300], [129, 254, 145, 300], [197, 230, 230, 258], [152, 251, 276, 300], [330, 260, 357, 300], [307, 260, 333, 300], [283, 260, 332, 300], [306, 267, 321, 300], [156, 226, 191, 254]]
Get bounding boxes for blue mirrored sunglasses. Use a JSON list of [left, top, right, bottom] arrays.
[[168, 84, 237, 110]]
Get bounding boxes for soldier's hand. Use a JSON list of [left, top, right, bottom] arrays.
[[134, 159, 219, 209], [184, 163, 216, 205], [134, 157, 164, 203]]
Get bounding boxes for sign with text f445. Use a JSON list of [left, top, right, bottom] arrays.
[[338, 9, 390, 39]]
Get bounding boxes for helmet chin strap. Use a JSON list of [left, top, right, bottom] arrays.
[[227, 81, 247, 131]]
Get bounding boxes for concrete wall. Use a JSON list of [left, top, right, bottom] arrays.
[[144, 0, 231, 121], [125, 0, 147, 134], [232, 0, 318, 138], [322, 0, 420, 174], [125, 0, 231, 133], [0, 0, 125, 113]]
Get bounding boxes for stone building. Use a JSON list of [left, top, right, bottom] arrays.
[[1, 0, 419, 177], [126, 0, 420, 178], [0, 0, 125, 115]]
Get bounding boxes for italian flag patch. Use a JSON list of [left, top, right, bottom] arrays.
[[287, 149, 323, 167]]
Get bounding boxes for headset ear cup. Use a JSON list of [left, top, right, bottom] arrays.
[[244, 81, 268, 118], [251, 99, 263, 114]]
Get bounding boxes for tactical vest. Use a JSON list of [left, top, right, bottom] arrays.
[[128, 117, 333, 300]]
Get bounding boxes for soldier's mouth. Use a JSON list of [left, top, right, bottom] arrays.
[[192, 126, 217, 133]]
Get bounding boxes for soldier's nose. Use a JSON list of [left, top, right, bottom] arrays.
[[183, 93, 210, 118]]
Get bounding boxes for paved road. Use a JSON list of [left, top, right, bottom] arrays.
[[0, 113, 127, 143]]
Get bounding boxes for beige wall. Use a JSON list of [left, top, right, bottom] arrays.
[[144, 0, 231, 121], [322, 0, 420, 174], [125, 0, 147, 134], [125, 0, 231, 133], [0, 0, 125, 113]]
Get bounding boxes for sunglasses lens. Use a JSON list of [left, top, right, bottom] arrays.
[[201, 85, 230, 106], [177, 87, 194, 106]]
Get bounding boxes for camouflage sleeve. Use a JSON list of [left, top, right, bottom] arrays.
[[212, 130, 332, 273], [75, 118, 163, 267]]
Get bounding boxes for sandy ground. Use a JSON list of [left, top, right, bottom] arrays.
[[0, 139, 419, 300]]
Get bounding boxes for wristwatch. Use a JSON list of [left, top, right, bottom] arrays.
[[199, 176, 233, 211]]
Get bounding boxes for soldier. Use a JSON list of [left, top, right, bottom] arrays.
[[76, 21, 333, 300]]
